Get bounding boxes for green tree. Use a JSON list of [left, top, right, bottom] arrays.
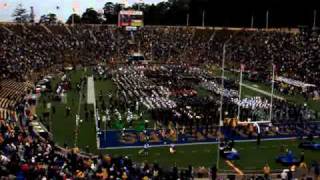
[[47, 13, 57, 24], [103, 2, 122, 24], [66, 14, 81, 24], [81, 8, 103, 24], [39, 13, 57, 24], [12, 4, 29, 23]]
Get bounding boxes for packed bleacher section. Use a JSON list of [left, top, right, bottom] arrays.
[[0, 80, 33, 120], [1, 24, 320, 93], [1, 24, 320, 179]]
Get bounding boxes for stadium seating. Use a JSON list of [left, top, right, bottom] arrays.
[[1, 24, 320, 179]]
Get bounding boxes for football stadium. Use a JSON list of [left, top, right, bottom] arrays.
[[1, 0, 320, 179]]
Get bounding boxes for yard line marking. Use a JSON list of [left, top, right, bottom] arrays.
[[74, 71, 84, 148], [87, 76, 100, 149], [241, 83, 284, 100]]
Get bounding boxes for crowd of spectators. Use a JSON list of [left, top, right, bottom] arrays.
[[1, 24, 320, 179], [0, 96, 201, 179], [1, 25, 320, 89]]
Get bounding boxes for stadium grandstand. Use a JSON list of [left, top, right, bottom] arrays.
[[1, 0, 320, 179]]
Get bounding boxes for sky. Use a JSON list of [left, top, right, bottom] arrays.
[[0, 0, 164, 22]]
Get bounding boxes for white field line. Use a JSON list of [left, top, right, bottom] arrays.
[[87, 76, 96, 104], [74, 80, 83, 148], [87, 76, 100, 149], [241, 83, 285, 101]]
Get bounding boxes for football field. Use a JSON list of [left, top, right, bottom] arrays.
[[36, 68, 320, 172]]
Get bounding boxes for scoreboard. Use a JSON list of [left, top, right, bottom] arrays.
[[118, 10, 144, 28]]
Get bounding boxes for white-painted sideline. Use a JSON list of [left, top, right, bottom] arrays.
[[74, 82, 82, 147], [87, 76, 100, 149], [87, 77, 95, 104]]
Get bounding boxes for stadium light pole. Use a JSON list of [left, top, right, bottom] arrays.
[[72, 13, 74, 26], [186, 13, 190, 26], [202, 10, 205, 27], [266, 10, 269, 29], [251, 15, 254, 28], [30, 6, 35, 24], [313, 10, 317, 30]]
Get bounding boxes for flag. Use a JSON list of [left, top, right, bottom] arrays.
[[240, 64, 245, 72]]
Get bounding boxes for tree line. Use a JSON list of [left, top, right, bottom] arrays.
[[12, 0, 320, 28]]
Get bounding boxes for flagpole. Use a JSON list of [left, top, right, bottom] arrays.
[[72, 12, 74, 26], [237, 65, 243, 120], [269, 64, 275, 122]]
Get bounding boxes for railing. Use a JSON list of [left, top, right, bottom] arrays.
[[0, 22, 300, 33]]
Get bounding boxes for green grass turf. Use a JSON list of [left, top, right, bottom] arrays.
[[77, 104, 96, 151], [94, 79, 117, 96], [37, 70, 85, 147], [102, 139, 320, 171], [196, 86, 212, 97]]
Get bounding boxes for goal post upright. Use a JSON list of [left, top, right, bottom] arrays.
[[269, 64, 275, 123]]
